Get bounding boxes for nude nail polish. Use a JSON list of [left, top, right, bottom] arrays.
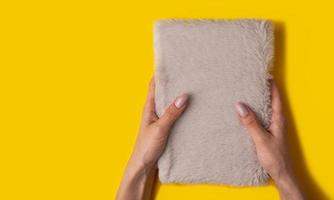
[[174, 94, 188, 108], [235, 102, 249, 117]]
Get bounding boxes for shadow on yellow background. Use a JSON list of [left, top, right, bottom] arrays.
[[273, 21, 328, 200], [152, 21, 329, 200]]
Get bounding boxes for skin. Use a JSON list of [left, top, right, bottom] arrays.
[[116, 78, 304, 200]]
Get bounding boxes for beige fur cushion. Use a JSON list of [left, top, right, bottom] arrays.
[[154, 19, 274, 186]]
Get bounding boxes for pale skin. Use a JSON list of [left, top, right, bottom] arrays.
[[116, 78, 304, 200]]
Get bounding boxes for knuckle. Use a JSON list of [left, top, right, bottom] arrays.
[[163, 108, 179, 122], [166, 106, 177, 116], [243, 116, 258, 127]]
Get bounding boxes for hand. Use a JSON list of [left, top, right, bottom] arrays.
[[131, 78, 188, 171], [116, 78, 188, 200], [235, 81, 304, 200]]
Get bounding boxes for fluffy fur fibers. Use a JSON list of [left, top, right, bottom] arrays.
[[154, 19, 274, 186]]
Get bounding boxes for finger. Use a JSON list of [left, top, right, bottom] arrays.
[[269, 82, 285, 134], [142, 77, 158, 125], [157, 94, 189, 129], [235, 102, 270, 143], [271, 81, 283, 117]]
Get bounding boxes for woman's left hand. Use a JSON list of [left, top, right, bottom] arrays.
[[116, 78, 189, 200]]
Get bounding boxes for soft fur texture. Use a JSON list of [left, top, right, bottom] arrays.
[[154, 19, 274, 186]]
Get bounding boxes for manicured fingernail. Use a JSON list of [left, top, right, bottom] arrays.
[[174, 94, 188, 108], [235, 102, 249, 117]]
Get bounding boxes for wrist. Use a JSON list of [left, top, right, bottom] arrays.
[[117, 157, 156, 200], [276, 173, 296, 189], [128, 152, 156, 173], [123, 152, 157, 184], [274, 172, 304, 200]]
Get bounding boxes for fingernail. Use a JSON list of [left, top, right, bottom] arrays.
[[235, 102, 249, 117], [174, 94, 188, 108]]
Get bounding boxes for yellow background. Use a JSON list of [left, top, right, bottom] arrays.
[[0, 0, 333, 199]]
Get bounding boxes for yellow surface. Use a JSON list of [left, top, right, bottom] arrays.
[[0, 0, 333, 199]]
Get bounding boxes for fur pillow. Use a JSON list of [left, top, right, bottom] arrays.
[[154, 19, 274, 186]]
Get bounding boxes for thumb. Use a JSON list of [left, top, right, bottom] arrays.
[[235, 102, 269, 143], [157, 94, 189, 129]]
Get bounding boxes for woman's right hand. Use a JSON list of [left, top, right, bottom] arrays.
[[235, 82, 304, 200]]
